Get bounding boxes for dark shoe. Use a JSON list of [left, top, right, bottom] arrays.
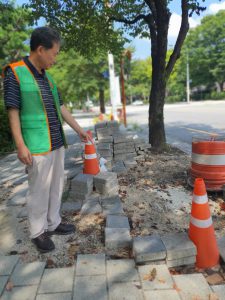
[[48, 223, 75, 235], [32, 232, 55, 253]]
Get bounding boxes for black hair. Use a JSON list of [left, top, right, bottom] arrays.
[[30, 27, 61, 51]]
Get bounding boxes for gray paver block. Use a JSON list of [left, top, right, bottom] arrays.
[[73, 275, 107, 300], [76, 254, 105, 276], [161, 232, 197, 260], [124, 160, 138, 169], [166, 255, 196, 268], [144, 289, 181, 300], [108, 282, 144, 300], [218, 235, 225, 263], [80, 201, 102, 215], [107, 259, 139, 283], [138, 264, 174, 290], [17, 207, 28, 218], [71, 173, 93, 189], [211, 285, 225, 300], [7, 195, 27, 206], [1, 285, 38, 300], [94, 172, 117, 184], [173, 274, 212, 300], [36, 293, 72, 300], [133, 235, 166, 264], [105, 228, 132, 249], [11, 262, 45, 286], [102, 197, 124, 215], [0, 276, 8, 296], [72, 191, 91, 201], [61, 201, 82, 212], [38, 267, 75, 293], [0, 256, 19, 275], [106, 215, 130, 229]]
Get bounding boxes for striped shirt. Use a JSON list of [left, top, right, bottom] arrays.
[[3, 56, 64, 151]]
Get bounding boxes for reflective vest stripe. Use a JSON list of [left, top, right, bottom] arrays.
[[190, 216, 212, 228], [85, 153, 97, 159], [192, 153, 225, 165], [193, 194, 208, 204]]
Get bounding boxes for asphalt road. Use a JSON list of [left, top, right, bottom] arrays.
[[126, 100, 225, 155]]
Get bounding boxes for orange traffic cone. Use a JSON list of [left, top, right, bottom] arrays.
[[83, 139, 100, 175], [189, 178, 219, 268]]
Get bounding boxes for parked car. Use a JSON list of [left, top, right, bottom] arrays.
[[131, 100, 144, 106]]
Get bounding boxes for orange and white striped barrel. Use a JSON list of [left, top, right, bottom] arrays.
[[190, 138, 225, 190], [189, 178, 219, 268]]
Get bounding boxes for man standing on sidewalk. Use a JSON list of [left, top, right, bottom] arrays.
[[3, 27, 90, 253]]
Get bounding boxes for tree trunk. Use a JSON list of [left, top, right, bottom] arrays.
[[149, 66, 166, 150], [99, 89, 105, 113]]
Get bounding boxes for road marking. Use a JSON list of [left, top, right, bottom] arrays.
[[180, 127, 220, 137]]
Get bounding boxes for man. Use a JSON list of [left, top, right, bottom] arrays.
[[3, 27, 90, 253]]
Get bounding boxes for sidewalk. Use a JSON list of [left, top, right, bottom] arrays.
[[1, 112, 225, 300]]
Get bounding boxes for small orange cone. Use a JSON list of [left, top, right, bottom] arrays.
[[189, 178, 219, 268], [83, 139, 100, 175]]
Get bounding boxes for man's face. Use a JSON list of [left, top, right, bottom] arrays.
[[37, 42, 60, 70]]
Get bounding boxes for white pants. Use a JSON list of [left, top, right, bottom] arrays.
[[26, 147, 64, 239]]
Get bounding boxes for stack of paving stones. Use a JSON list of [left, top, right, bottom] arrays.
[[71, 173, 93, 201], [93, 171, 119, 196], [133, 232, 197, 268]]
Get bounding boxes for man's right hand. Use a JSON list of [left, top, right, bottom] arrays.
[[17, 144, 33, 165]]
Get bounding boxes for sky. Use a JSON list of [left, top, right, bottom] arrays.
[[16, 0, 225, 59]]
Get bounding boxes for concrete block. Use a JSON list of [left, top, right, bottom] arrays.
[[97, 149, 113, 157], [38, 267, 75, 293], [133, 235, 166, 264], [1, 286, 38, 300], [105, 228, 132, 249], [95, 182, 118, 195], [61, 201, 82, 212], [95, 121, 107, 129], [73, 191, 92, 201], [138, 264, 174, 290], [11, 262, 45, 286], [161, 232, 197, 260], [73, 275, 107, 300], [166, 255, 196, 268], [211, 285, 225, 300], [0, 255, 19, 275], [124, 160, 138, 169], [112, 166, 127, 175], [106, 215, 130, 229], [81, 201, 102, 215], [76, 254, 106, 276], [36, 294, 72, 300], [97, 128, 112, 139], [172, 274, 212, 300], [64, 166, 82, 180], [97, 137, 113, 143], [218, 235, 225, 263], [97, 143, 112, 150], [0, 276, 8, 296], [106, 259, 139, 283], [71, 173, 93, 190], [108, 282, 144, 300], [94, 172, 117, 184], [102, 197, 124, 215], [114, 135, 132, 144], [144, 290, 181, 300]]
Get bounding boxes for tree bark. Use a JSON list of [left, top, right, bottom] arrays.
[[99, 88, 105, 113]]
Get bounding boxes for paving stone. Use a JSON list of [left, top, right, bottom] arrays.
[[61, 201, 82, 212], [0, 276, 8, 296], [211, 285, 225, 300], [97, 137, 113, 143], [161, 233, 197, 260], [105, 228, 132, 249], [95, 121, 107, 129], [95, 182, 118, 195], [106, 215, 130, 229], [138, 264, 174, 290], [17, 207, 28, 218], [173, 274, 212, 300], [7, 195, 27, 206], [76, 254, 105, 276], [72, 191, 92, 201], [97, 143, 112, 150], [218, 235, 225, 263], [124, 160, 138, 169], [11, 174, 27, 186], [144, 289, 181, 300], [94, 172, 117, 184], [73, 275, 107, 300], [1, 285, 38, 300], [133, 235, 166, 264], [166, 255, 196, 268], [102, 199, 124, 215], [0, 255, 19, 275], [107, 259, 139, 283], [38, 267, 75, 293], [11, 262, 45, 286], [71, 174, 93, 191], [108, 282, 144, 300], [80, 201, 102, 215], [36, 293, 72, 300], [113, 135, 132, 144], [111, 166, 127, 175]]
